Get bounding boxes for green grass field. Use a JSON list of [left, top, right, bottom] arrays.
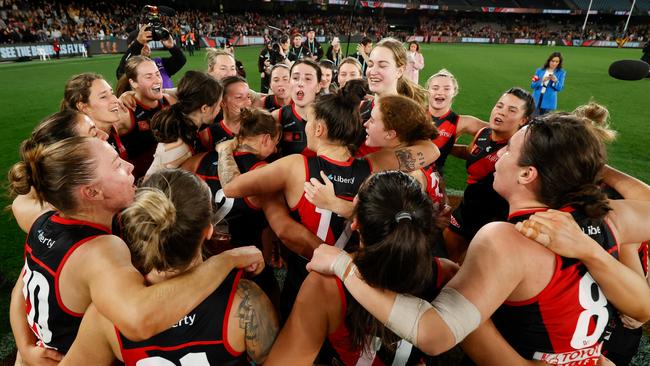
[[0, 43, 648, 361]]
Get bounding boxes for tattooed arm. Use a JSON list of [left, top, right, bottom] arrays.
[[230, 279, 279, 364], [217, 139, 241, 186], [366, 139, 440, 172]]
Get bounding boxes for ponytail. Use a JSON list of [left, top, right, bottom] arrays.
[[396, 77, 428, 108], [124, 169, 213, 274], [237, 107, 280, 141], [150, 104, 196, 145]]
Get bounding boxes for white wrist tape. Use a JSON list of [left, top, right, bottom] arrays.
[[331, 251, 352, 281], [386, 294, 433, 345], [430, 287, 481, 345]]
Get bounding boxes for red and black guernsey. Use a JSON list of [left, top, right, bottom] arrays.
[[107, 126, 128, 161], [197, 119, 236, 152], [193, 151, 268, 247], [117, 270, 246, 366], [448, 127, 509, 240], [492, 208, 619, 366], [431, 110, 460, 173], [22, 211, 110, 352], [278, 103, 315, 157], [280, 155, 372, 319], [263, 95, 283, 113], [123, 96, 171, 180], [327, 258, 446, 366]]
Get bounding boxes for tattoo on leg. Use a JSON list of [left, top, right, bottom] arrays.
[[236, 279, 279, 362]]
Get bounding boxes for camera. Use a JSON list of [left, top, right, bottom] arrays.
[[142, 5, 174, 41]]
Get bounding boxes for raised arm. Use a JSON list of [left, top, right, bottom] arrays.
[[366, 140, 440, 172], [458, 115, 488, 137], [85, 236, 264, 340]]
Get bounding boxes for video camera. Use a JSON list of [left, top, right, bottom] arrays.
[[141, 5, 175, 41]]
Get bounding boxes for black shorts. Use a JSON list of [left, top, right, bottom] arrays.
[[448, 181, 508, 240]]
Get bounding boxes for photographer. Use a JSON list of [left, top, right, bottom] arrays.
[[258, 35, 290, 93], [116, 24, 186, 89], [642, 41, 650, 65]]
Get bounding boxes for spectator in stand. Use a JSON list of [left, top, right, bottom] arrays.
[[303, 29, 323, 61], [404, 41, 424, 84], [259, 35, 289, 94], [288, 33, 311, 62], [318, 59, 336, 95], [351, 37, 372, 76], [530, 51, 566, 115], [116, 24, 186, 89], [326, 36, 343, 68]]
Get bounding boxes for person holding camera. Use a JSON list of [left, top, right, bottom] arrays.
[[116, 24, 187, 89], [258, 35, 290, 93], [530, 51, 566, 116]]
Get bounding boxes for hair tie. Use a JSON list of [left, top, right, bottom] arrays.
[[395, 211, 412, 223]]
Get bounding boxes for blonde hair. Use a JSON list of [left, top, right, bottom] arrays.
[[426, 68, 459, 97], [572, 101, 617, 143], [374, 38, 428, 108], [8, 136, 97, 212], [206, 47, 235, 72], [122, 169, 212, 274]]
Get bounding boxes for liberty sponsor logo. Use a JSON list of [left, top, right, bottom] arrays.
[[582, 225, 601, 236], [327, 174, 355, 185], [171, 313, 196, 328], [37, 230, 56, 249]]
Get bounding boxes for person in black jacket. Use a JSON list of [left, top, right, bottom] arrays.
[[642, 41, 650, 65], [288, 33, 311, 62], [303, 29, 323, 61], [116, 25, 186, 89], [259, 35, 289, 93]]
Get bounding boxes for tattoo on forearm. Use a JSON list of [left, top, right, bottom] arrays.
[[217, 147, 241, 185], [236, 280, 279, 362], [395, 149, 416, 171]]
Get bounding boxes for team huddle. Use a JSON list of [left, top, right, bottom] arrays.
[[8, 36, 650, 366]]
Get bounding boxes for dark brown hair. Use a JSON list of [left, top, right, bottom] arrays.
[[519, 114, 610, 220], [116, 55, 154, 97], [347, 171, 437, 352], [150, 71, 223, 145], [543, 51, 563, 70], [238, 107, 281, 140]]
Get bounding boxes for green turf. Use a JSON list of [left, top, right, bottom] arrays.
[[0, 43, 648, 360]]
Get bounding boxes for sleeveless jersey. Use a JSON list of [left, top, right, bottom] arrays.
[[492, 207, 619, 365], [22, 211, 110, 352], [123, 96, 171, 179], [278, 103, 315, 157], [327, 258, 445, 366], [194, 151, 267, 247], [281, 155, 372, 319], [263, 95, 283, 113], [421, 167, 444, 210], [465, 127, 507, 185], [197, 119, 236, 152], [107, 126, 128, 161], [117, 270, 246, 366], [641, 241, 649, 277], [431, 110, 460, 173]]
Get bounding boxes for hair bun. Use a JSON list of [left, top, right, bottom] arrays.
[[340, 79, 368, 106]]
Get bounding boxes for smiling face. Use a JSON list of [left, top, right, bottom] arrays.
[[270, 67, 290, 99], [223, 82, 251, 121], [83, 78, 120, 126], [366, 46, 403, 96], [208, 54, 237, 81], [337, 62, 361, 88], [549, 56, 560, 70], [427, 76, 456, 113], [131, 60, 163, 102], [290, 63, 319, 108], [320, 67, 333, 90], [409, 43, 418, 52], [489, 93, 527, 137]]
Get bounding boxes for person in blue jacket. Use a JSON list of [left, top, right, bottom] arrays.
[[531, 52, 565, 115]]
